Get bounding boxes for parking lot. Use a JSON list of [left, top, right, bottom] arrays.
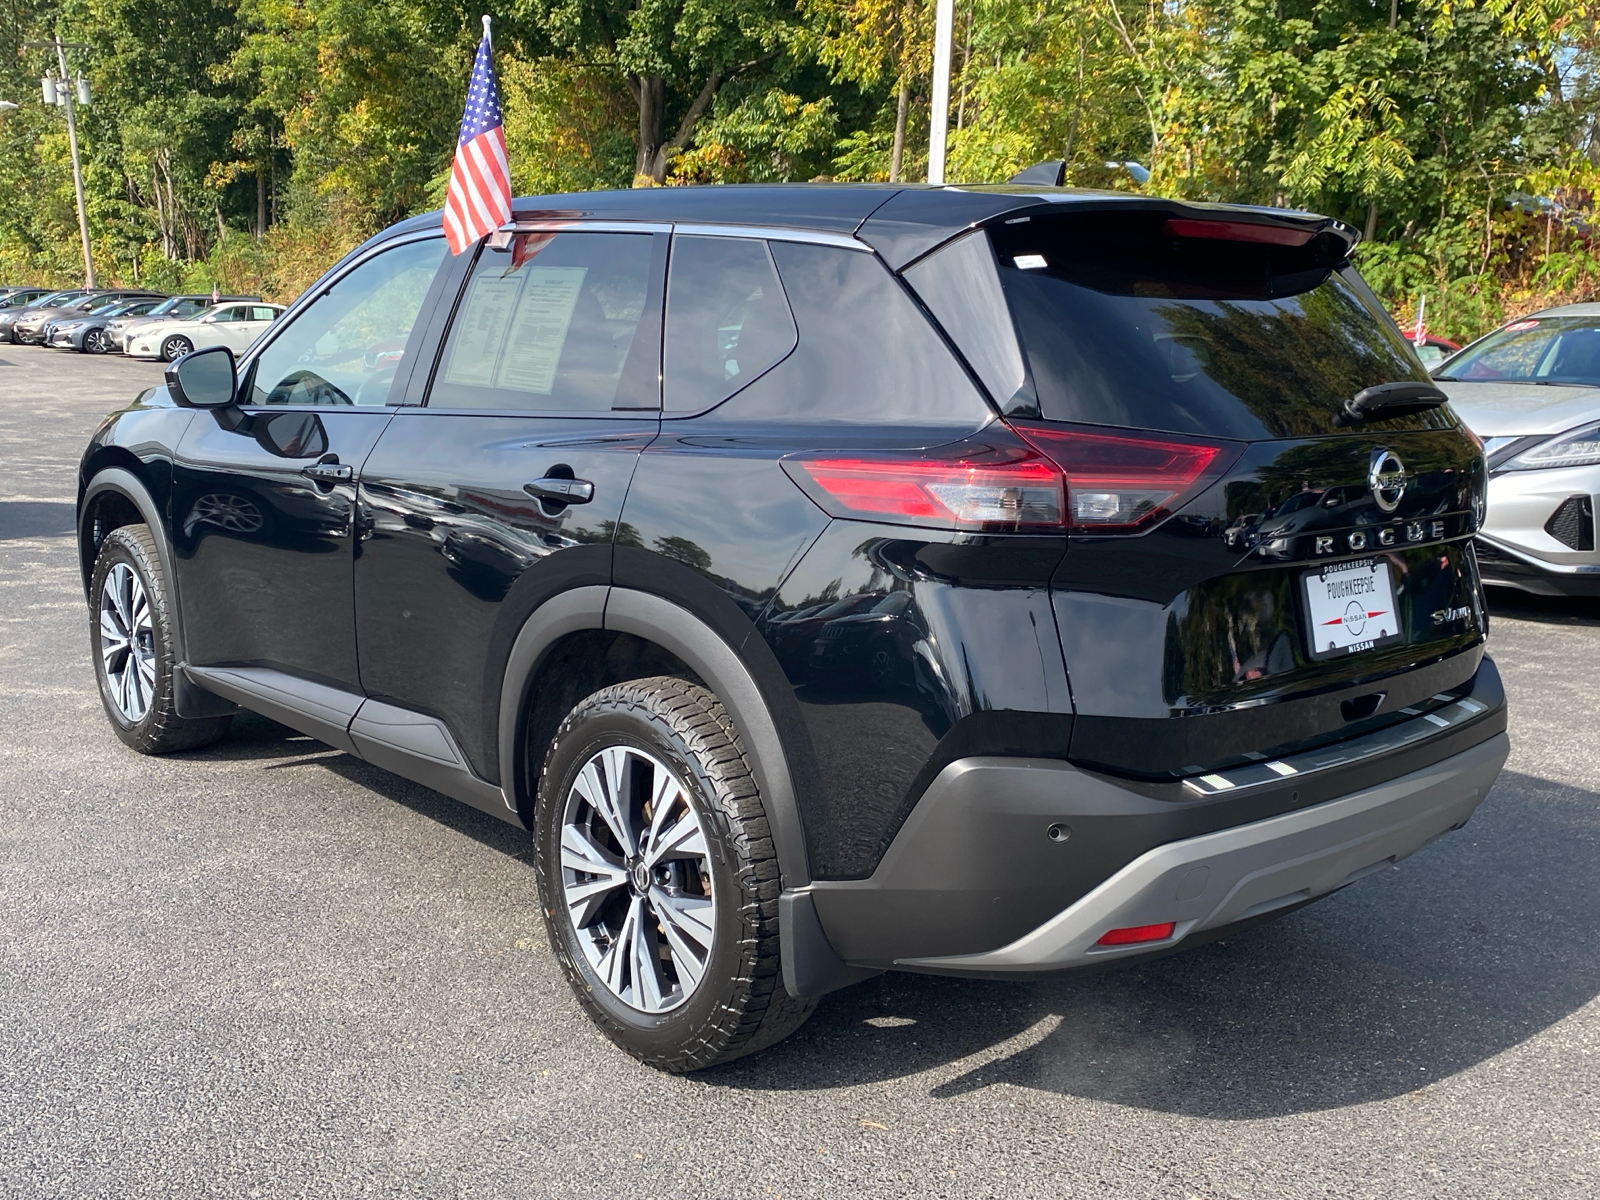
[[1, 348, 1596, 1199]]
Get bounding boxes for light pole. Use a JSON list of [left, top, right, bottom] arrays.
[[927, 0, 954, 184], [27, 34, 95, 288]]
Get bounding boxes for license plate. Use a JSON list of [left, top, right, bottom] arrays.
[[1302, 558, 1401, 659]]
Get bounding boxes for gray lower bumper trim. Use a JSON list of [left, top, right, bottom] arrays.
[[1478, 533, 1600, 576], [898, 731, 1508, 972]]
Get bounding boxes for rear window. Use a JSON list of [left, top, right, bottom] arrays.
[[934, 210, 1443, 440], [1435, 316, 1600, 385]]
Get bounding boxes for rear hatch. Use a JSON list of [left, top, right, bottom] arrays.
[[908, 203, 1488, 778]]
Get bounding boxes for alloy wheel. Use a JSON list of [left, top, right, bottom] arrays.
[[560, 744, 716, 1014], [84, 328, 110, 354], [99, 562, 156, 723], [162, 336, 192, 361]]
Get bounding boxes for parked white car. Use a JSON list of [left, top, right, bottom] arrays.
[[126, 303, 285, 362], [1432, 302, 1600, 597]]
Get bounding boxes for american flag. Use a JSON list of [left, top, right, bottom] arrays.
[[443, 21, 512, 255]]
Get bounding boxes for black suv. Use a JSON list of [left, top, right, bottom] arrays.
[[77, 185, 1507, 1071]]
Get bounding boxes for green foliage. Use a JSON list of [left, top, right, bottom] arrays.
[[1, 0, 1597, 332]]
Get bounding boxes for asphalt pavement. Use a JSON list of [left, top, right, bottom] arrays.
[[1, 349, 1596, 1199]]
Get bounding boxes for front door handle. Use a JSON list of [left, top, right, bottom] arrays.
[[302, 459, 354, 483], [524, 476, 595, 504]]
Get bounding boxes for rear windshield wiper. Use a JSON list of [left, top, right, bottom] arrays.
[[1340, 381, 1448, 424]]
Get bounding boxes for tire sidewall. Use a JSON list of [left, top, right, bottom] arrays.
[[535, 707, 749, 1062], [89, 530, 174, 745]]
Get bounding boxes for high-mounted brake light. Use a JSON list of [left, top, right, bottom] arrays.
[[1012, 424, 1235, 532], [1096, 921, 1177, 946], [1164, 218, 1314, 247], [784, 442, 1065, 532]]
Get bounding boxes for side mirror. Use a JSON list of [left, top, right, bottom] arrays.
[[166, 345, 237, 409]]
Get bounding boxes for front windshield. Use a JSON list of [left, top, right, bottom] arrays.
[[33, 291, 80, 307], [147, 297, 191, 315], [90, 301, 130, 316], [1437, 316, 1600, 386]]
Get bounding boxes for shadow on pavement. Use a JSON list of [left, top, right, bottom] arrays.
[[161, 706, 1599, 1118], [0, 500, 76, 540], [710, 769, 1599, 1118], [179, 710, 530, 857], [1487, 585, 1600, 627]]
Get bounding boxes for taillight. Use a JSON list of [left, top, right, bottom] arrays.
[[783, 437, 1065, 532], [1012, 423, 1238, 533], [1163, 218, 1314, 246]]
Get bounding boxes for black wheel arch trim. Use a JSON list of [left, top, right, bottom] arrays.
[[498, 583, 813, 889], [79, 468, 177, 627], [79, 466, 239, 720]]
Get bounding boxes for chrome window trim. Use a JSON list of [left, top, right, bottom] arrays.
[[499, 220, 868, 249], [495, 220, 673, 236], [1181, 693, 1493, 797], [671, 223, 870, 250]]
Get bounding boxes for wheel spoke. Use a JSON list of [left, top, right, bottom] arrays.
[[119, 655, 138, 717], [650, 888, 713, 988], [600, 746, 640, 854], [129, 590, 150, 641], [573, 756, 634, 856], [641, 769, 683, 863], [134, 651, 157, 700], [597, 897, 641, 999], [100, 609, 128, 649], [560, 825, 628, 927], [108, 566, 132, 630], [631, 901, 667, 1011], [645, 812, 708, 867]]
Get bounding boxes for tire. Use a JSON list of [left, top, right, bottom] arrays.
[[534, 676, 815, 1071], [89, 525, 232, 755], [83, 328, 111, 354], [160, 335, 193, 362]]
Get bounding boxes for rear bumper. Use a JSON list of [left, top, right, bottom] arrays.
[[896, 730, 1505, 973], [805, 657, 1507, 974]]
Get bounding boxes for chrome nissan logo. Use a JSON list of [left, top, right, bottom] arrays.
[[1368, 449, 1407, 513]]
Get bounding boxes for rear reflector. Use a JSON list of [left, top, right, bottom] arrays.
[[785, 441, 1065, 532], [1096, 921, 1177, 946], [1164, 218, 1315, 246], [1012, 424, 1235, 532]]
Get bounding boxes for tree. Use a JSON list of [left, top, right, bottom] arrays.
[[514, 0, 804, 183]]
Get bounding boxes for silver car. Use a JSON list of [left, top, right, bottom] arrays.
[[1432, 303, 1600, 597]]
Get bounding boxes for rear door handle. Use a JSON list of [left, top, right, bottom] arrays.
[[524, 477, 594, 504], [302, 461, 354, 483]]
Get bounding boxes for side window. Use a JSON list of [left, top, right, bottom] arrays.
[[248, 237, 448, 407], [251, 307, 278, 322], [903, 230, 1029, 410], [429, 231, 663, 412], [697, 242, 993, 426], [663, 236, 796, 412]]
